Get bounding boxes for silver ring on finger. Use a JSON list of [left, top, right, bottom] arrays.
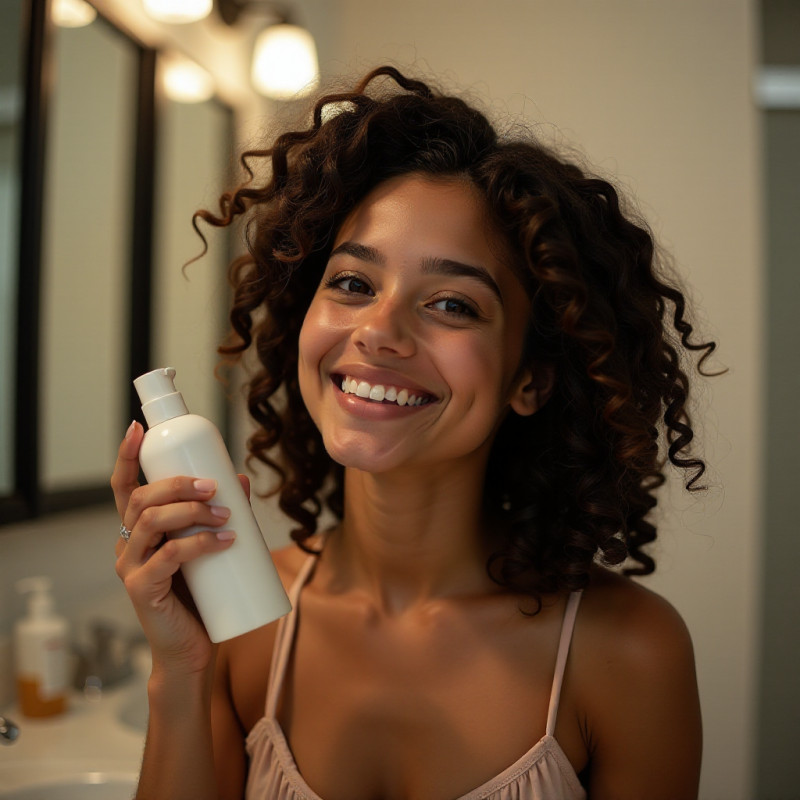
[[119, 523, 132, 542]]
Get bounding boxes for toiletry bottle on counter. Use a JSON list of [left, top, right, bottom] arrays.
[[133, 367, 292, 642], [14, 577, 69, 718]]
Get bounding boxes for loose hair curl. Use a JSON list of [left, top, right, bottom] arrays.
[[196, 65, 718, 605]]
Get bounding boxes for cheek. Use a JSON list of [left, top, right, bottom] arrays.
[[437, 335, 505, 402], [437, 325, 528, 416], [298, 302, 347, 392], [297, 308, 317, 369], [297, 304, 325, 399], [299, 300, 331, 362]]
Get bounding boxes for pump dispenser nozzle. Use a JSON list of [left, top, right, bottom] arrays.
[[16, 577, 55, 620], [134, 367, 189, 427]]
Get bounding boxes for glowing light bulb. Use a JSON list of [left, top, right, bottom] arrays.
[[143, 0, 212, 24], [162, 58, 214, 103], [251, 24, 320, 100], [52, 0, 97, 27]]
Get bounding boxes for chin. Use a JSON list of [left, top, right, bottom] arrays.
[[321, 431, 407, 474]]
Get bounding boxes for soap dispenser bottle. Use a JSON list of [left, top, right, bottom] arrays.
[[14, 577, 69, 718], [133, 367, 291, 643]]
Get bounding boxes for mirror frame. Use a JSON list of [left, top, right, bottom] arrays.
[[1, 0, 157, 524]]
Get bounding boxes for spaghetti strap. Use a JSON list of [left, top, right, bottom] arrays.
[[265, 549, 320, 718], [545, 590, 583, 737]]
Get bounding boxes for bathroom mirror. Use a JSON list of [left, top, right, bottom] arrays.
[[0, 0, 25, 499], [39, 11, 139, 494], [0, 1, 234, 525]]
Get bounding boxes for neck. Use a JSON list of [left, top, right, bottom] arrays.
[[326, 461, 497, 614]]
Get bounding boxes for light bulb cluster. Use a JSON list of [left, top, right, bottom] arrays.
[[140, 0, 320, 100]]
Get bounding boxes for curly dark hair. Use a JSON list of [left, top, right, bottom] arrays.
[[195, 65, 718, 605]]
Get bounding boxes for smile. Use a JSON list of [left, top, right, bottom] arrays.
[[336, 375, 436, 407]]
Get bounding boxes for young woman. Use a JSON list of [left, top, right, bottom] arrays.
[[111, 66, 710, 799]]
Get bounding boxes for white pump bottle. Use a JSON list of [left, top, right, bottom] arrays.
[[134, 367, 291, 642]]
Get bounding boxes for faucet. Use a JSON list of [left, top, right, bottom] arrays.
[[0, 716, 19, 744], [73, 620, 135, 692]]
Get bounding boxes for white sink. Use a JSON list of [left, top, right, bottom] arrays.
[[0, 772, 137, 799], [0, 684, 145, 799]]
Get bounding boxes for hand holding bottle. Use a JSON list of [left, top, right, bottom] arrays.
[[111, 368, 290, 675], [111, 420, 238, 674]]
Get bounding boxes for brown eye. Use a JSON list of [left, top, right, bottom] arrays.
[[340, 277, 371, 294], [323, 272, 374, 296], [430, 297, 479, 318]]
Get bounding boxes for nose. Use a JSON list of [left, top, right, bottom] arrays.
[[352, 296, 416, 358]]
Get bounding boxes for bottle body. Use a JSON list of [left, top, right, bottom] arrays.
[[14, 610, 69, 718], [138, 413, 291, 642]]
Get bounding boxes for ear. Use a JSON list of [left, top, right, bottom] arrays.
[[508, 364, 555, 417]]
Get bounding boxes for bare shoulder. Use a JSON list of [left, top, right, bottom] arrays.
[[576, 567, 696, 672], [570, 568, 702, 799]]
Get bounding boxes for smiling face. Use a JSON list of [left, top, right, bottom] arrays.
[[297, 173, 539, 476]]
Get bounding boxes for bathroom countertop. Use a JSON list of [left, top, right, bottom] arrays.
[[0, 681, 145, 790]]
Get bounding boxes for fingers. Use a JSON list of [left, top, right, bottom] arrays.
[[111, 421, 143, 520], [124, 476, 218, 529], [120, 527, 236, 605], [118, 495, 232, 569], [238, 473, 251, 500], [113, 475, 218, 558]]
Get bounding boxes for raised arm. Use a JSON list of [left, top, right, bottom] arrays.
[[111, 421, 246, 800]]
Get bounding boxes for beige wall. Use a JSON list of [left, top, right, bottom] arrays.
[[306, 2, 762, 798], [1, 2, 762, 797]]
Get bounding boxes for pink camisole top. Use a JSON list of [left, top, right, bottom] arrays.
[[245, 551, 587, 800]]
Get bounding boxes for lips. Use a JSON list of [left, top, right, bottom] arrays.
[[334, 374, 436, 407]]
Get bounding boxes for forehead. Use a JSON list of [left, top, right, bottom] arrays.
[[332, 174, 516, 277]]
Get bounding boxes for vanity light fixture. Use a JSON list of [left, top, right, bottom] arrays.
[[217, 0, 320, 100], [162, 57, 215, 103], [251, 23, 319, 99], [143, 0, 213, 24], [52, 0, 97, 27]]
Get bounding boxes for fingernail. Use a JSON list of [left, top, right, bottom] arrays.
[[125, 421, 137, 440], [216, 530, 236, 541], [210, 505, 230, 518], [194, 479, 217, 493]]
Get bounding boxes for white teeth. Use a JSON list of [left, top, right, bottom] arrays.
[[340, 375, 431, 407]]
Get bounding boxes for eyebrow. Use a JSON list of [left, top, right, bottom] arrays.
[[329, 241, 385, 266], [329, 241, 504, 306], [420, 257, 503, 306]]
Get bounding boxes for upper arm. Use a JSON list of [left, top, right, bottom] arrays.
[[208, 544, 303, 799], [211, 644, 249, 800], [580, 580, 702, 800]]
